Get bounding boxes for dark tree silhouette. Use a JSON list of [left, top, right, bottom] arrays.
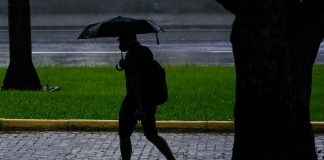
[[2, 0, 41, 90], [215, 0, 323, 159]]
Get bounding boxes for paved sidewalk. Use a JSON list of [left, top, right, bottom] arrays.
[[0, 131, 323, 160]]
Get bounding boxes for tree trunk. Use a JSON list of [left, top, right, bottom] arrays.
[[215, 0, 323, 159], [2, 0, 41, 90]]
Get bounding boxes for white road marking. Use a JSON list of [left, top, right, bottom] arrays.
[[211, 50, 232, 53], [0, 51, 120, 54], [32, 51, 121, 54], [0, 51, 234, 54], [0, 30, 82, 32]]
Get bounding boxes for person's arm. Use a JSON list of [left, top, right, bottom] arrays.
[[130, 73, 145, 121]]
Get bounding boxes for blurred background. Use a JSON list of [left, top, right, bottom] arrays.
[[0, 0, 322, 66]]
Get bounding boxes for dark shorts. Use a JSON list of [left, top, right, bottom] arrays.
[[118, 95, 158, 137]]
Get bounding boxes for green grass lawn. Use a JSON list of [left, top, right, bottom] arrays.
[[0, 65, 323, 121]]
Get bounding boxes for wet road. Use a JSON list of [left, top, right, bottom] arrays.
[[0, 28, 323, 66]]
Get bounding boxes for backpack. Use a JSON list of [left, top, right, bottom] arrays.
[[149, 59, 168, 105]]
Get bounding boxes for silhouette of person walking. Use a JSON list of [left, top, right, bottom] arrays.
[[117, 34, 175, 160]]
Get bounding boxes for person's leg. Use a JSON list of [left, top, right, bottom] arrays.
[[146, 135, 176, 160], [119, 136, 132, 160], [118, 96, 137, 160], [142, 105, 175, 160]]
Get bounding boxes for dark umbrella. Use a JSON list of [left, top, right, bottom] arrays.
[[78, 16, 165, 71], [78, 16, 165, 44]]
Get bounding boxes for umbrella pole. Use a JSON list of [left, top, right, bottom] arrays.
[[156, 33, 160, 45], [120, 51, 124, 60]]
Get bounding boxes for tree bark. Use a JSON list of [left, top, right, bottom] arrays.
[[2, 0, 41, 90], [215, 0, 323, 159]]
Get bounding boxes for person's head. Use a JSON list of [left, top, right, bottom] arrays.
[[118, 34, 138, 52]]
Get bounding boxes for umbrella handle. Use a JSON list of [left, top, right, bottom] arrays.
[[116, 58, 126, 71], [116, 64, 124, 71]]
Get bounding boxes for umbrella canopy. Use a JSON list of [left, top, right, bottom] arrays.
[[78, 16, 165, 39]]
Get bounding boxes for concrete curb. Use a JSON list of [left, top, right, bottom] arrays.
[[1, 119, 324, 132]]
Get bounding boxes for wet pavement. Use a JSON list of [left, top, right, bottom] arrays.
[[0, 131, 323, 160], [1, 29, 323, 67], [0, 131, 233, 160]]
